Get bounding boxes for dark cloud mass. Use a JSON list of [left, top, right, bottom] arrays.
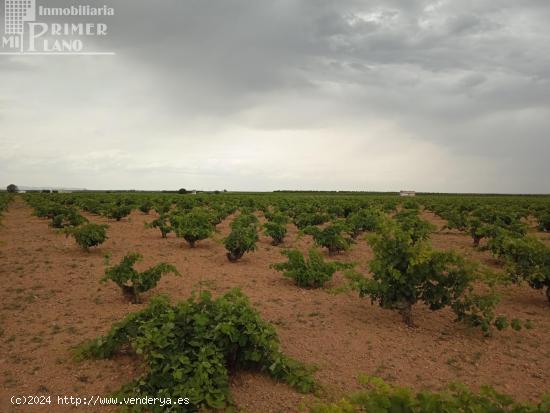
[[1, 0, 549, 192]]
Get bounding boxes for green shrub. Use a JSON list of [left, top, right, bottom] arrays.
[[208, 207, 229, 225], [154, 201, 172, 214], [346, 208, 384, 238], [104, 204, 132, 221], [347, 222, 511, 332], [145, 213, 172, 238], [230, 213, 259, 230], [51, 214, 65, 228], [224, 225, 258, 262], [394, 209, 435, 244], [538, 212, 550, 232], [467, 217, 494, 247], [65, 223, 108, 251], [272, 248, 352, 288], [442, 208, 470, 232], [493, 235, 550, 303], [102, 253, 180, 303], [50, 208, 88, 228], [304, 222, 353, 255], [266, 211, 289, 225], [294, 212, 330, 230], [139, 200, 153, 214], [263, 221, 287, 245], [33, 201, 69, 219], [80, 198, 103, 214], [443, 207, 526, 247], [402, 199, 420, 210], [77, 290, 316, 412], [173, 209, 214, 247], [309, 375, 550, 413], [0, 193, 13, 223]]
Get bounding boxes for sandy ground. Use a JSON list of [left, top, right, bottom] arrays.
[[0, 197, 549, 413]]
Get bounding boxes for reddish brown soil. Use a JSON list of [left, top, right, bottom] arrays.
[[1, 198, 549, 413]]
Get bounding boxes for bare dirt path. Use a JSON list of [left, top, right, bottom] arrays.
[[1, 197, 549, 412]]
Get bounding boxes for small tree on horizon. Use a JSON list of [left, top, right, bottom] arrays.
[[6, 184, 18, 193]]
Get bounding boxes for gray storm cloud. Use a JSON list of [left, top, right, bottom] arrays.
[[1, 0, 549, 192]]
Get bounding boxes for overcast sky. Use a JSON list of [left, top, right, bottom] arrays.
[[1, 0, 549, 193]]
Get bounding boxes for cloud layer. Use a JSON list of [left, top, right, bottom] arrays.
[[1, 0, 549, 192]]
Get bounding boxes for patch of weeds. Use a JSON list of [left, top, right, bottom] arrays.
[[55, 357, 66, 365], [77, 375, 89, 383], [471, 351, 483, 365], [3, 371, 18, 388], [24, 292, 37, 303]]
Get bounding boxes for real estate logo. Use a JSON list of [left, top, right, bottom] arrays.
[[2, 0, 115, 55], [4, 0, 36, 35]]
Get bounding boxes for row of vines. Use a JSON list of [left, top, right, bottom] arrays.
[[16, 191, 550, 412]]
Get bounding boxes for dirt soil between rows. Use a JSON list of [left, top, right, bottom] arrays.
[[1, 197, 549, 412]]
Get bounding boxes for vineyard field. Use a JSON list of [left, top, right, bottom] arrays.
[[0, 192, 549, 412]]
